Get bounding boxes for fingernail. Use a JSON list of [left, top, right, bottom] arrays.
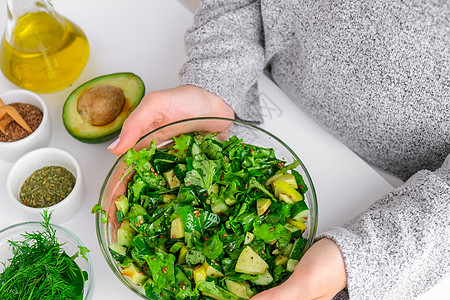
[[107, 137, 120, 150]]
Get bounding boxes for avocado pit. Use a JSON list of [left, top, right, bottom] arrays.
[[77, 84, 125, 126]]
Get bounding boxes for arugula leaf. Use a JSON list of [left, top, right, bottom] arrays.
[[170, 134, 193, 159], [247, 177, 277, 201], [124, 140, 157, 167], [184, 155, 222, 190]]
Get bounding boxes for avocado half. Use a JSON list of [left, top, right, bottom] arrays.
[[63, 72, 145, 144]]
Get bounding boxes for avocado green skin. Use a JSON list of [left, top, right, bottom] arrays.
[[62, 72, 145, 144], [63, 124, 121, 144]]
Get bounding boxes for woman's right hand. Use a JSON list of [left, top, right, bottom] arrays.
[[107, 85, 235, 155]]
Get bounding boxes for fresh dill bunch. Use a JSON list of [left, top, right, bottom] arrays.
[[0, 210, 88, 300]]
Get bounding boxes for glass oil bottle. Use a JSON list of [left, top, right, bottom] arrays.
[[0, 0, 89, 93]]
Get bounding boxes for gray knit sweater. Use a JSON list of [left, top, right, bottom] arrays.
[[179, 1, 450, 299]]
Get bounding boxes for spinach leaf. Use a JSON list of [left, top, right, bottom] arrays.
[[176, 205, 221, 235], [201, 233, 223, 260], [143, 249, 176, 293], [253, 223, 287, 244]]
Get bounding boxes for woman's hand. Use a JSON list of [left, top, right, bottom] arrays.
[[107, 85, 235, 155], [251, 238, 347, 300]]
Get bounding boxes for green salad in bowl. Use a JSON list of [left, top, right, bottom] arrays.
[[95, 117, 317, 300]]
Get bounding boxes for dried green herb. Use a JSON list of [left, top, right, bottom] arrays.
[[20, 166, 76, 208], [0, 211, 89, 300]]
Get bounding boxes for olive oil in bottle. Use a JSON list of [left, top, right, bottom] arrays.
[[0, 2, 89, 93]]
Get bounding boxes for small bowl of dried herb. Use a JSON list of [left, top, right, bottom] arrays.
[[6, 147, 85, 223], [0, 211, 94, 299], [0, 89, 52, 162]]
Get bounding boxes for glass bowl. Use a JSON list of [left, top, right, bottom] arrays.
[[95, 117, 317, 299], [0, 221, 94, 299]]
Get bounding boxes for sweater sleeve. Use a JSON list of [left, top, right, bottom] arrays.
[[319, 154, 450, 300], [179, 0, 264, 122]]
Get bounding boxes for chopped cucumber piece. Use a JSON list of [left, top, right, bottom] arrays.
[[290, 237, 308, 260], [291, 201, 309, 223], [109, 243, 127, 263]]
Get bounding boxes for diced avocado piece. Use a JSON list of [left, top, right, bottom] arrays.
[[235, 246, 269, 275], [266, 173, 298, 188], [210, 199, 229, 214], [109, 243, 127, 262], [208, 183, 219, 195], [244, 232, 255, 245], [203, 261, 224, 278], [286, 259, 299, 272], [164, 169, 181, 189], [272, 180, 304, 203], [225, 279, 254, 299], [115, 194, 129, 215], [178, 245, 188, 265], [162, 194, 177, 203], [275, 254, 289, 266], [170, 217, 185, 239], [63, 72, 145, 143], [256, 198, 271, 216], [193, 265, 207, 284], [291, 201, 309, 223], [121, 262, 148, 285], [286, 218, 307, 232], [225, 197, 237, 206], [117, 227, 135, 248], [250, 269, 274, 286], [120, 218, 136, 233]]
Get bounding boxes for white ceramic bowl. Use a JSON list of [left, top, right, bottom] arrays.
[[6, 147, 85, 223], [0, 89, 52, 162], [0, 221, 94, 299]]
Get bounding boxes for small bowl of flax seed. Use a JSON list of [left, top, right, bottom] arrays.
[[0, 89, 52, 162], [6, 147, 85, 223]]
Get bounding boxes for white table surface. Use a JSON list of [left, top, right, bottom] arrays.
[[0, 0, 447, 299]]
